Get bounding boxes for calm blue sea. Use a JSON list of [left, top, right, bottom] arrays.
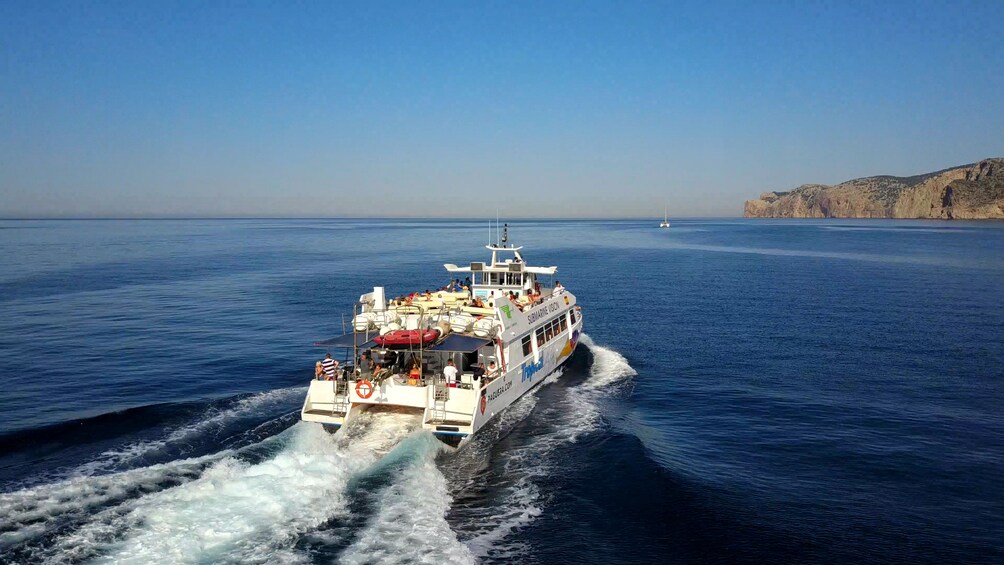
[[1, 219, 1002, 564]]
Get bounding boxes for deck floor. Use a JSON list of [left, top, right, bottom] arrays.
[[426, 419, 471, 427], [304, 409, 346, 417]]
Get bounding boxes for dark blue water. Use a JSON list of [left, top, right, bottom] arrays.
[[1, 219, 1002, 564]]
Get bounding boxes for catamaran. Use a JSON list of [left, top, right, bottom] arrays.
[[300, 227, 583, 447], [660, 207, 671, 228]]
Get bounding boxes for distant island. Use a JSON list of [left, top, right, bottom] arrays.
[[744, 158, 1004, 219]]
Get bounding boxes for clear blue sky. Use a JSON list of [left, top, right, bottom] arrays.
[[2, 1, 1002, 218]]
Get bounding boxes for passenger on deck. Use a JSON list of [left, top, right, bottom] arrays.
[[322, 353, 339, 380], [409, 361, 422, 385], [554, 280, 565, 294], [358, 352, 375, 376], [444, 359, 458, 388], [315, 361, 324, 380], [463, 276, 471, 289], [473, 362, 486, 382], [472, 297, 485, 308]]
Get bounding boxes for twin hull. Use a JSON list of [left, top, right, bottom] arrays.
[[302, 305, 582, 447]]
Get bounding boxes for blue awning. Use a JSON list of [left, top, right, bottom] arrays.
[[427, 334, 492, 353], [313, 333, 377, 348]]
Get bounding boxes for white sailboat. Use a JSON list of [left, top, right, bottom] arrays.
[[660, 207, 671, 228]]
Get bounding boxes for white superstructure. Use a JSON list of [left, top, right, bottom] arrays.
[[301, 231, 583, 447]]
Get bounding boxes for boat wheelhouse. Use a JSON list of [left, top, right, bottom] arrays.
[[301, 233, 583, 447]]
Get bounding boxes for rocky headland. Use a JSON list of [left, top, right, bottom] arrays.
[[744, 158, 1004, 219]]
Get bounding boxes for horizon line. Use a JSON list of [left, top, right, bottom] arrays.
[[0, 215, 743, 221]]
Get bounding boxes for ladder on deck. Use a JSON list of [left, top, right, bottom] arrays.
[[430, 382, 449, 423], [332, 380, 349, 416]]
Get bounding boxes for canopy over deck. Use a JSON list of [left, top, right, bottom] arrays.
[[426, 334, 492, 353], [313, 333, 377, 349]]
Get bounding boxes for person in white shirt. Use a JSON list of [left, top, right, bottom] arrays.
[[443, 359, 459, 388], [553, 280, 565, 294]]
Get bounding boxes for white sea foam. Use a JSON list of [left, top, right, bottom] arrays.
[[0, 452, 229, 552], [86, 414, 420, 564], [72, 386, 305, 477], [340, 433, 475, 565]]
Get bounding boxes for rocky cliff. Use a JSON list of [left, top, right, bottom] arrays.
[[744, 158, 1004, 219]]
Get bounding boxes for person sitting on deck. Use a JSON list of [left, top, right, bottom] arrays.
[[444, 359, 458, 388], [554, 280, 565, 294], [322, 353, 339, 380], [471, 296, 485, 308], [357, 352, 374, 376], [409, 360, 422, 385], [484, 361, 498, 383], [315, 361, 324, 380]]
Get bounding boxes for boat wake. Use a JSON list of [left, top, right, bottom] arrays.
[[0, 335, 635, 563], [450, 334, 637, 561], [73, 386, 307, 478], [1, 410, 427, 563]]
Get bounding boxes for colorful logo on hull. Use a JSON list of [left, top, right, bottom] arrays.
[[522, 357, 545, 382], [559, 329, 580, 359]]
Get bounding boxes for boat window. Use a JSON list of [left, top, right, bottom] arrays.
[[536, 328, 545, 347], [522, 335, 532, 356], [559, 317, 568, 332], [544, 323, 554, 340], [570, 309, 577, 324]]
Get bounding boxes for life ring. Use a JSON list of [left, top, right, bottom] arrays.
[[355, 379, 375, 399]]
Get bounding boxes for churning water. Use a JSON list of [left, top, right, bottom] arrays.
[[1, 219, 1002, 563]]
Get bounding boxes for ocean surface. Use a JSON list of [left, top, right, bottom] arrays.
[[1, 218, 1002, 564]]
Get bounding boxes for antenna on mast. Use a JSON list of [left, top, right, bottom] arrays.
[[495, 209, 500, 246]]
